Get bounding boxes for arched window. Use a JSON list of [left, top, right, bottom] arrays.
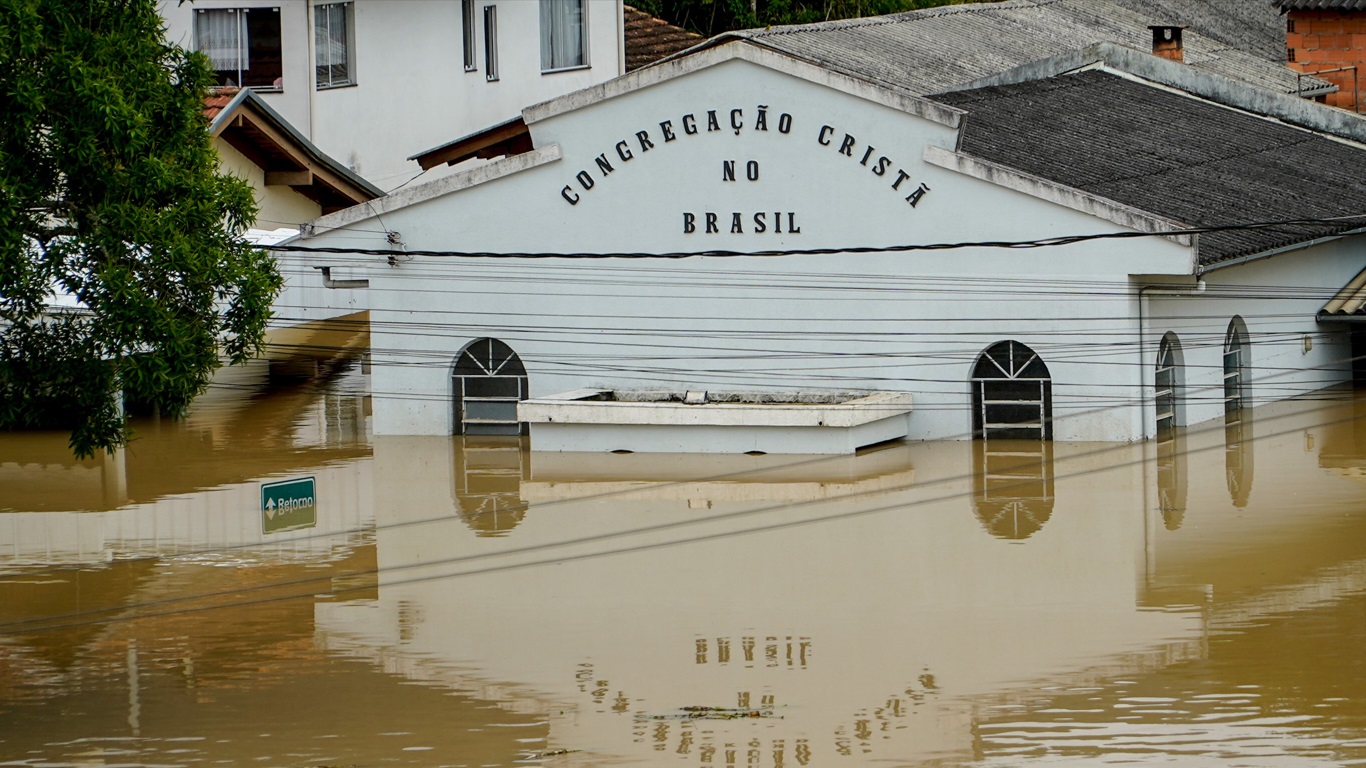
[[1155, 332, 1184, 440], [1223, 317, 1249, 418], [971, 340, 1052, 440], [1224, 318, 1252, 507], [451, 338, 528, 436]]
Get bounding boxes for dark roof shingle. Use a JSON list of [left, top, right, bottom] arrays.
[[930, 71, 1366, 265], [624, 5, 702, 72]]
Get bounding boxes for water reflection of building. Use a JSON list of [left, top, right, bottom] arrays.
[[0, 369, 372, 567], [1156, 429, 1188, 530], [971, 439, 1054, 540], [319, 438, 1204, 767], [452, 438, 530, 536]]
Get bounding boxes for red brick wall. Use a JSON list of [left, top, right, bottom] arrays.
[[1286, 9, 1366, 110]]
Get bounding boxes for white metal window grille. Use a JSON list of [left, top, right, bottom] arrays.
[[971, 340, 1052, 441], [194, 7, 283, 90], [452, 338, 527, 435], [483, 5, 499, 81], [1155, 332, 1182, 440], [462, 0, 477, 71], [540, 0, 587, 71], [315, 2, 354, 88]]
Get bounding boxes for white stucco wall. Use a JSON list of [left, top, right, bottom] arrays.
[[161, 0, 624, 191], [1144, 237, 1363, 437], [293, 55, 1199, 443]]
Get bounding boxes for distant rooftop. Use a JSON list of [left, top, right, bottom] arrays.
[[624, 5, 702, 72], [714, 0, 1326, 96], [1106, 0, 1286, 61], [931, 70, 1366, 266], [1274, 0, 1366, 10]]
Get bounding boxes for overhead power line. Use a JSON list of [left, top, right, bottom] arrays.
[[265, 213, 1366, 260]]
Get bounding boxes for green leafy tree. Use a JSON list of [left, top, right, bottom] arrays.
[[0, 0, 281, 457], [635, 0, 988, 37]]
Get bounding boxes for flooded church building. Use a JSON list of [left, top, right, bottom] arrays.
[[278, 34, 1366, 453]]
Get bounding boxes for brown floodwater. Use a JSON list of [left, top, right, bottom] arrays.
[[4, 367, 1366, 767]]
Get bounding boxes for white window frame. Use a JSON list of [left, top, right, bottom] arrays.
[[540, 0, 590, 73], [314, 1, 356, 89]]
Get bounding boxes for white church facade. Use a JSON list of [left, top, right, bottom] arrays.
[[276, 40, 1366, 452]]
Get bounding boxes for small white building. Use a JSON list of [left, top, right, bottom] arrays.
[[277, 37, 1366, 453], [159, 0, 626, 190]]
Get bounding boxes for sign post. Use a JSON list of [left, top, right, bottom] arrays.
[[261, 477, 317, 534]]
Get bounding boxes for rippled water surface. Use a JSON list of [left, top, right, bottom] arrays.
[[4, 369, 1366, 767]]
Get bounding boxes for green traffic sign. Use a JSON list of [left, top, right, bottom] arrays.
[[261, 476, 317, 534]]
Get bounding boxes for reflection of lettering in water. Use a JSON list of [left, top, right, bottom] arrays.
[[972, 440, 1055, 540], [694, 636, 812, 668], [617, 675, 939, 765]]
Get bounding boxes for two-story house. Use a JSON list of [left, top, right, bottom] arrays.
[[160, 0, 626, 190]]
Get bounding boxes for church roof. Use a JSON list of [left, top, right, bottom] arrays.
[[932, 69, 1366, 266]]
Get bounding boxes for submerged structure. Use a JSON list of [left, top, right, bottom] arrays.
[[275, 21, 1366, 453]]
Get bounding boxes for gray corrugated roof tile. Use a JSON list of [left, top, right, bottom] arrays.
[[729, 0, 1322, 96]]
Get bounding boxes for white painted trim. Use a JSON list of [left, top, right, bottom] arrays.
[[304, 144, 564, 234], [922, 145, 1196, 252], [522, 38, 963, 130]]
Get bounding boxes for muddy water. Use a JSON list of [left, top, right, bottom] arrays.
[[4, 372, 1366, 767]]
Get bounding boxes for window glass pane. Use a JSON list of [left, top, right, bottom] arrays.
[[463, 377, 521, 397], [462, 0, 477, 70], [983, 402, 1042, 426], [484, 5, 499, 81], [981, 379, 1043, 402], [242, 8, 283, 89], [195, 9, 244, 84], [465, 400, 518, 421], [540, 0, 586, 70], [316, 3, 352, 88]]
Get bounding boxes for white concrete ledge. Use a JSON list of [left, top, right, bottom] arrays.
[[520, 390, 914, 454]]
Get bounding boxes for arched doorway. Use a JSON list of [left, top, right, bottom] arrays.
[[971, 340, 1052, 441], [1155, 332, 1184, 440], [451, 338, 528, 436], [1223, 317, 1252, 506], [1223, 316, 1249, 418]]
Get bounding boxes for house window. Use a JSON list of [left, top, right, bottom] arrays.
[[462, 0, 477, 71], [315, 2, 355, 88], [484, 5, 499, 82], [971, 340, 1052, 440], [452, 338, 527, 435], [541, 0, 588, 72], [194, 7, 283, 91]]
